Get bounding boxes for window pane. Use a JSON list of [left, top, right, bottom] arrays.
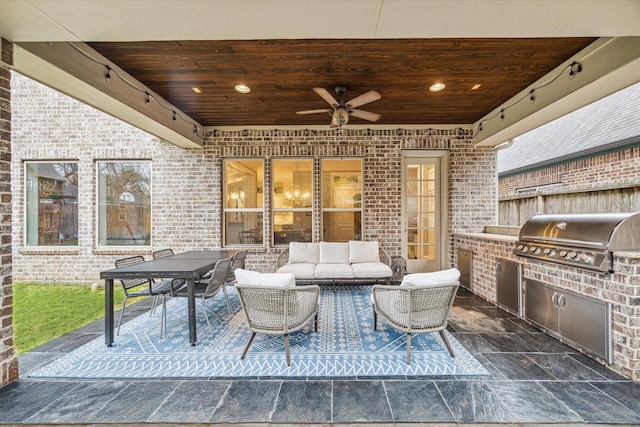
[[273, 212, 312, 244], [322, 211, 362, 242], [97, 161, 151, 246], [272, 159, 312, 245], [225, 160, 264, 209], [322, 159, 362, 208], [273, 159, 312, 209], [25, 162, 78, 246], [224, 159, 264, 246], [226, 212, 264, 245], [321, 159, 363, 241]]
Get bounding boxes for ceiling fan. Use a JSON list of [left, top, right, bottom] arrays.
[[296, 86, 381, 127]]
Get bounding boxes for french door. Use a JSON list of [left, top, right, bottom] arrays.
[[402, 152, 448, 273]]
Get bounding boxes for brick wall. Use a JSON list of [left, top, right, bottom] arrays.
[[1, 41, 18, 386], [11, 72, 497, 284], [499, 146, 640, 197]]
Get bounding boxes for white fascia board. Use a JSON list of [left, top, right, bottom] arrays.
[[12, 42, 203, 149], [474, 37, 640, 148]]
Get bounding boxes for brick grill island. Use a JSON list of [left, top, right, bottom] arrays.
[[454, 228, 640, 381]]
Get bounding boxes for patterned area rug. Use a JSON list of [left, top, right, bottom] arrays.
[[30, 285, 489, 378]]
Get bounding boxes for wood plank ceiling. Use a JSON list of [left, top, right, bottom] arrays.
[[89, 38, 597, 127]]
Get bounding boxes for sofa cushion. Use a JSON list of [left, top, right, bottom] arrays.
[[288, 242, 319, 264], [277, 263, 316, 280], [400, 268, 461, 287], [319, 242, 349, 264], [314, 263, 355, 279], [348, 240, 380, 263], [352, 262, 393, 279], [234, 268, 296, 287]]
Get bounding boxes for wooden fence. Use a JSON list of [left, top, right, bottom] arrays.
[[498, 184, 640, 226]]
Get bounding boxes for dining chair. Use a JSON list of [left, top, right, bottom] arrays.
[[114, 255, 179, 338], [171, 256, 234, 330], [225, 250, 248, 285], [372, 268, 460, 364]]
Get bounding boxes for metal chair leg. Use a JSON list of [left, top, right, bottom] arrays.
[[406, 332, 412, 364], [373, 309, 377, 330], [117, 295, 129, 335], [439, 330, 455, 357], [222, 285, 232, 314], [284, 334, 291, 366], [241, 332, 256, 359], [160, 295, 167, 339]]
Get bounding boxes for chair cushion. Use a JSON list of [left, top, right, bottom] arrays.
[[352, 262, 392, 279], [277, 263, 316, 280], [314, 263, 354, 279], [348, 240, 380, 263], [288, 242, 319, 264], [319, 242, 349, 264], [235, 268, 296, 287], [400, 268, 461, 287]]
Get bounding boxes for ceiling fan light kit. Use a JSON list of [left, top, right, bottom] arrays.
[[297, 85, 381, 128]]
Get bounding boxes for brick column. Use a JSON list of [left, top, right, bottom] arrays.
[[0, 38, 18, 386]]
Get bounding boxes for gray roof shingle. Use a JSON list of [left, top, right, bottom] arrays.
[[497, 82, 640, 175]]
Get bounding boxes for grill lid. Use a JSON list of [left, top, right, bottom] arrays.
[[515, 213, 640, 273], [518, 213, 640, 250]]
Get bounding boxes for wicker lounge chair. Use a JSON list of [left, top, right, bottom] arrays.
[[235, 269, 320, 366], [372, 268, 460, 364]]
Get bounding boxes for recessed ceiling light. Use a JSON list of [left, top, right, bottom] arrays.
[[235, 84, 251, 94], [471, 84, 482, 90], [429, 82, 446, 92], [192, 87, 202, 94]]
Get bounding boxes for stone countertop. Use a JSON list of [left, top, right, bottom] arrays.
[[454, 232, 518, 243]]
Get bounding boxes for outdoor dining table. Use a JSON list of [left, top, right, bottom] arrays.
[[100, 250, 236, 347]]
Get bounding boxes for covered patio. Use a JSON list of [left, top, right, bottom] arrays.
[[2, 1, 640, 424]]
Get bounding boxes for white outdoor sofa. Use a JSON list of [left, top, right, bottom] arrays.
[[276, 241, 393, 285]]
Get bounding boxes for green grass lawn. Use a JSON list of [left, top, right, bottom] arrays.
[[13, 283, 130, 354]]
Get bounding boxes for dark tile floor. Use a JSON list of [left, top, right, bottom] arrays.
[[2, 287, 640, 426]]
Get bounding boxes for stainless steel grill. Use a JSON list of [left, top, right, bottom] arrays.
[[514, 213, 640, 272]]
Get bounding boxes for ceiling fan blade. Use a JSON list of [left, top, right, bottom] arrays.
[[313, 87, 339, 106], [350, 109, 381, 122], [296, 109, 332, 115], [346, 90, 381, 109]]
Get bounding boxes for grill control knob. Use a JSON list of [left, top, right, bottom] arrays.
[[567, 251, 577, 259], [518, 245, 527, 252], [543, 248, 556, 257], [532, 247, 541, 254], [559, 250, 568, 257], [577, 253, 592, 263]]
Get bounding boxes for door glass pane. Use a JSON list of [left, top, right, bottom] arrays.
[[404, 157, 442, 272]]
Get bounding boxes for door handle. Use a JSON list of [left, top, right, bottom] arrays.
[[551, 292, 559, 307], [558, 294, 566, 309]]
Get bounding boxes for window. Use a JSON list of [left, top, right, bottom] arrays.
[[97, 161, 151, 246], [224, 159, 264, 245], [321, 159, 363, 242], [25, 162, 78, 246], [272, 159, 312, 245]]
